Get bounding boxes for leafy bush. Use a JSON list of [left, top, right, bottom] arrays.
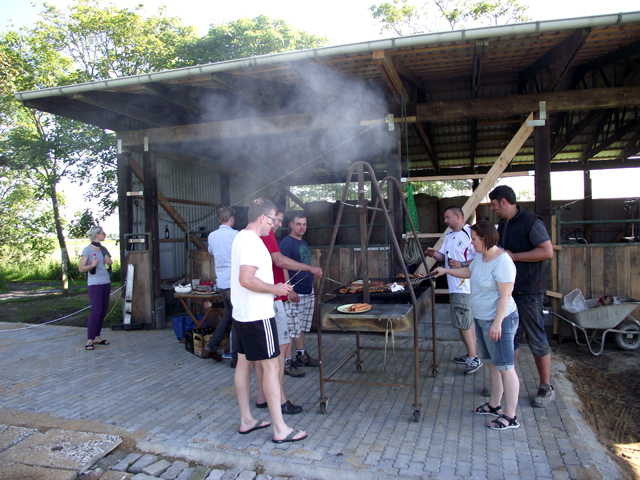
[[0, 257, 120, 283]]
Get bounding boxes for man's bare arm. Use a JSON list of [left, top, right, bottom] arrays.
[[507, 240, 554, 263], [239, 265, 292, 297], [270, 251, 323, 278]]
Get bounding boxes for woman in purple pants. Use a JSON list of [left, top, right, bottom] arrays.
[[78, 226, 112, 350]]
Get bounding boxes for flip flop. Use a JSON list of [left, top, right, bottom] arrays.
[[272, 428, 307, 444], [95, 340, 110, 345], [238, 420, 270, 435], [85, 344, 94, 350]]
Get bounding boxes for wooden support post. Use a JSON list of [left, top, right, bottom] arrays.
[[143, 146, 162, 314], [551, 215, 559, 336], [416, 113, 535, 275], [583, 170, 593, 243], [387, 127, 404, 273], [117, 149, 133, 276], [284, 188, 306, 209], [534, 122, 552, 233]]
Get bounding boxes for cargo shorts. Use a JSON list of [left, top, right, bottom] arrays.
[[450, 293, 474, 330]]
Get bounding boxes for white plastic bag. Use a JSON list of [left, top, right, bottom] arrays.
[[564, 288, 589, 313]]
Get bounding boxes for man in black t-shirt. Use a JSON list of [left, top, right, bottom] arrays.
[[489, 186, 555, 408]]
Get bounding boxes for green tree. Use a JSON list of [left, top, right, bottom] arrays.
[[406, 179, 472, 196], [177, 15, 329, 66], [1, 26, 115, 281], [34, 0, 197, 81], [67, 208, 97, 239], [370, 0, 530, 35], [0, 164, 56, 266]]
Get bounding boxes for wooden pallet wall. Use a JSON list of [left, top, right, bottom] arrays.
[[558, 244, 640, 317]]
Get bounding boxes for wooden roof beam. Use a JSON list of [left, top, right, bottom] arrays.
[[211, 72, 291, 113], [141, 83, 202, 114], [74, 92, 175, 127], [117, 87, 640, 147], [471, 40, 488, 98], [580, 117, 640, 162], [519, 28, 591, 93], [413, 122, 439, 171], [618, 130, 640, 160], [373, 50, 405, 98], [575, 38, 640, 82], [288, 62, 344, 105], [416, 87, 640, 122], [118, 112, 380, 147]]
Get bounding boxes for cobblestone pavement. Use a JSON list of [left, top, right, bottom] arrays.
[[0, 322, 621, 479]]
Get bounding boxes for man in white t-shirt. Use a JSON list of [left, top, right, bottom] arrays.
[[426, 206, 482, 375], [230, 198, 307, 444]]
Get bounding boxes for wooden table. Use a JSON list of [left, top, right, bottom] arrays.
[[174, 292, 224, 329]]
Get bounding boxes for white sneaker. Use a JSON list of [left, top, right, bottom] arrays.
[[464, 357, 483, 375]]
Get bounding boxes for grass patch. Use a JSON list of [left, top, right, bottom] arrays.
[[0, 286, 124, 327], [0, 258, 121, 284]]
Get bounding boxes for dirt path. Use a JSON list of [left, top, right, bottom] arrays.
[[554, 340, 640, 479], [0, 281, 86, 301]]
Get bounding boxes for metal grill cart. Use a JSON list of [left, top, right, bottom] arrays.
[[315, 161, 437, 422]]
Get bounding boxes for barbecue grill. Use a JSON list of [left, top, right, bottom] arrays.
[[316, 161, 438, 422]]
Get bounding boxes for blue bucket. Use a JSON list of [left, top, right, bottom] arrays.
[[172, 315, 199, 340]]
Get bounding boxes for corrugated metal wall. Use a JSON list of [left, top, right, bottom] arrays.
[[130, 152, 221, 280]]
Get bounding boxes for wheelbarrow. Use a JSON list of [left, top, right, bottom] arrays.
[[546, 297, 640, 356]]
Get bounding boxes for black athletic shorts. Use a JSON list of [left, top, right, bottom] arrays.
[[232, 317, 280, 362]]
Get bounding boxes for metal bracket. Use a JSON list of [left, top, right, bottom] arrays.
[[117, 139, 122, 153], [387, 114, 395, 131], [144, 136, 149, 152], [527, 101, 546, 126]]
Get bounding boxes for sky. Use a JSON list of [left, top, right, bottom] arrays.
[[3, 0, 640, 233], [4, 0, 640, 46]]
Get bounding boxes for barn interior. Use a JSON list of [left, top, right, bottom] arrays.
[[15, 11, 640, 329]]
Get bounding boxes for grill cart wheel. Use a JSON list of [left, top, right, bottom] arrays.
[[356, 364, 363, 373], [319, 399, 329, 414], [615, 321, 640, 351], [412, 410, 420, 422]]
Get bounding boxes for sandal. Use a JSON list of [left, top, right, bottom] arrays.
[[488, 414, 520, 430], [85, 343, 94, 350], [95, 339, 110, 345], [474, 402, 502, 416]]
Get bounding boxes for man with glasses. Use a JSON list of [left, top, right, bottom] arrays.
[[230, 198, 307, 443], [489, 185, 555, 407]]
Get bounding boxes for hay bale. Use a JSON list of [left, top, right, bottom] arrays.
[[303, 201, 334, 246], [413, 194, 439, 234], [438, 196, 475, 231], [369, 198, 390, 245], [233, 206, 249, 230]]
